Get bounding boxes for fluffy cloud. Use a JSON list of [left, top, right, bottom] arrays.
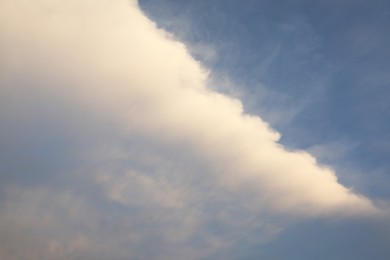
[[0, 0, 378, 259]]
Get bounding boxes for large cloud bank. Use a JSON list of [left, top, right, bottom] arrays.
[[0, 0, 377, 259]]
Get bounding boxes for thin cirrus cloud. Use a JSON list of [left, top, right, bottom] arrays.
[[0, 0, 379, 259]]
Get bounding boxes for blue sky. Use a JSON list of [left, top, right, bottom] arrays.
[[138, 0, 390, 258], [140, 0, 390, 200], [0, 0, 390, 259]]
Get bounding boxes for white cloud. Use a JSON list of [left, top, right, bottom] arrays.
[[0, 0, 379, 258]]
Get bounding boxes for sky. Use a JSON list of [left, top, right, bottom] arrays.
[[0, 0, 389, 259]]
